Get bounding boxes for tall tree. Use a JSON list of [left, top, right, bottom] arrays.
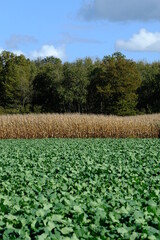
[[86, 58, 103, 113], [60, 59, 89, 113], [97, 52, 141, 115], [137, 61, 160, 113], [32, 57, 63, 112], [0, 51, 35, 112]]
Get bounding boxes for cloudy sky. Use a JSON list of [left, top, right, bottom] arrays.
[[0, 0, 160, 62]]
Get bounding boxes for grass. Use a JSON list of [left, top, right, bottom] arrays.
[[0, 138, 160, 239], [0, 113, 160, 139]]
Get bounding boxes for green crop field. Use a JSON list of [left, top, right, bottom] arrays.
[[0, 139, 160, 239]]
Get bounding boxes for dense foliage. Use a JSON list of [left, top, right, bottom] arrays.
[[0, 138, 160, 239], [0, 51, 160, 115]]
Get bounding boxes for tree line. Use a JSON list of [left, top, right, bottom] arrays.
[[0, 51, 160, 115]]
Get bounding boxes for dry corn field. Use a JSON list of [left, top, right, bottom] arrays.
[[0, 113, 160, 139]]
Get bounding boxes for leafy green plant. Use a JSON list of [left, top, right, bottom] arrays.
[[0, 139, 159, 239]]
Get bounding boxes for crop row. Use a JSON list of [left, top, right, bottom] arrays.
[[0, 113, 160, 139], [0, 139, 160, 239]]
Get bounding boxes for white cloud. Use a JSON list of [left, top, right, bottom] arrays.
[[79, 0, 160, 22], [29, 45, 66, 60], [0, 44, 66, 60], [12, 49, 25, 56], [115, 29, 160, 52]]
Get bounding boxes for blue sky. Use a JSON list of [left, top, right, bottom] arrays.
[[1, 0, 160, 62]]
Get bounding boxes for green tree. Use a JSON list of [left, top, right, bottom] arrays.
[[86, 58, 104, 113], [32, 57, 63, 112], [97, 52, 141, 115], [0, 56, 4, 107], [60, 59, 89, 113], [0, 51, 36, 112], [14, 55, 36, 112], [137, 61, 160, 113]]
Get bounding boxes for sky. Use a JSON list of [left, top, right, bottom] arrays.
[[1, 0, 160, 62]]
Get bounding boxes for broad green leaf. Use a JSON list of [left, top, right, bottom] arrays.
[[61, 227, 73, 235], [73, 206, 83, 214], [117, 227, 128, 235], [130, 232, 139, 240], [51, 214, 64, 222], [37, 233, 48, 240]]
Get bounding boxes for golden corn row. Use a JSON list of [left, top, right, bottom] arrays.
[[0, 113, 160, 139]]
